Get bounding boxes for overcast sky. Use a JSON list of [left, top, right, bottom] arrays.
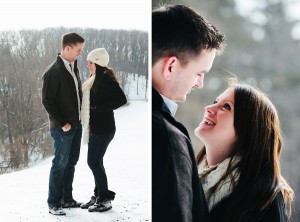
[[0, 0, 150, 31]]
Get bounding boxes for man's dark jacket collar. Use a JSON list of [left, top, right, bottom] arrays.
[[152, 87, 190, 139]]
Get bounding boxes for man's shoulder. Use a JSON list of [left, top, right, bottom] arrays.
[[43, 59, 56, 73], [152, 109, 168, 143], [152, 108, 177, 135], [152, 107, 164, 123], [153, 110, 192, 153], [43, 59, 64, 78], [153, 107, 188, 136]]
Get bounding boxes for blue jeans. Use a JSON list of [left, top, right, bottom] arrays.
[[47, 125, 82, 207], [87, 133, 115, 195]]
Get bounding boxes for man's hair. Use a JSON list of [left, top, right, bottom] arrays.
[[61, 32, 85, 49], [152, 4, 226, 65]]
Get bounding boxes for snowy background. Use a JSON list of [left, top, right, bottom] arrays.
[[124, 74, 148, 101], [0, 101, 150, 222]]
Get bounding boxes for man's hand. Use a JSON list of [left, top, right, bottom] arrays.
[[62, 123, 71, 132]]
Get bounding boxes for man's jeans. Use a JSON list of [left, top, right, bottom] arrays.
[[87, 132, 115, 194], [47, 125, 82, 207]]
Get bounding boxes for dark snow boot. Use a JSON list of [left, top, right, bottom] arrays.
[[88, 190, 116, 212], [80, 195, 97, 209], [62, 199, 82, 208]]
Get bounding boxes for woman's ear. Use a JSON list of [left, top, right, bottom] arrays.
[[162, 56, 177, 80]]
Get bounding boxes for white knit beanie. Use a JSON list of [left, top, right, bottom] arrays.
[[87, 48, 109, 67]]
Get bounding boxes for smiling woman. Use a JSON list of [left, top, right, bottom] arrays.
[[195, 87, 236, 167], [0, 0, 149, 31], [195, 79, 294, 222]]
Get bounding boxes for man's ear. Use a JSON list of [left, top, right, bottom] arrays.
[[162, 56, 177, 80]]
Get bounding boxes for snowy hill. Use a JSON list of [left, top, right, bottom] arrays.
[[0, 101, 150, 222], [125, 74, 148, 101]]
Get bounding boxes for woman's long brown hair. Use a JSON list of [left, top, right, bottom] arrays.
[[91, 64, 118, 94], [196, 80, 293, 221]]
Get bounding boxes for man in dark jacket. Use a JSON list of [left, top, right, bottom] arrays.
[[152, 5, 226, 222], [42, 32, 85, 216]]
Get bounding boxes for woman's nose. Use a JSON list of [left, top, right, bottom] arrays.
[[205, 104, 216, 115]]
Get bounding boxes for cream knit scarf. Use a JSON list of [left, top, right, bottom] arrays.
[[198, 156, 240, 211], [81, 74, 95, 144]]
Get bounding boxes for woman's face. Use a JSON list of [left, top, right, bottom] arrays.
[[87, 61, 96, 75], [195, 88, 237, 155]]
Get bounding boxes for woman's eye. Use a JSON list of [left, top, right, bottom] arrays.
[[213, 100, 218, 104], [223, 103, 231, 110]]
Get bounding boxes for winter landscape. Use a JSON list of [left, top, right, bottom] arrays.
[[0, 101, 149, 222]]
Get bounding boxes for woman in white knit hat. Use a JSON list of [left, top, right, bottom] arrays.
[[80, 48, 127, 212]]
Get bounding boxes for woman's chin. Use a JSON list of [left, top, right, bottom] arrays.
[[194, 127, 203, 140]]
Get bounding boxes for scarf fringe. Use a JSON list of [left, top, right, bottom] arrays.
[[198, 157, 240, 211], [81, 74, 95, 144]]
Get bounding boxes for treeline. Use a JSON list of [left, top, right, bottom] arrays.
[[0, 27, 148, 173]]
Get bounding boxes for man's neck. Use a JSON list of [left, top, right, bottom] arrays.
[[60, 51, 73, 63]]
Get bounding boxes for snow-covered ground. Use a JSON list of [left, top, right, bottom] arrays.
[[0, 101, 150, 222], [125, 74, 148, 101]]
